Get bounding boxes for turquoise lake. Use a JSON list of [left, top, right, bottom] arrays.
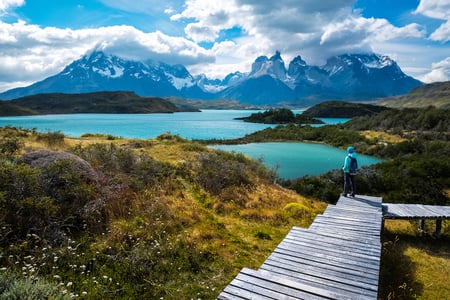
[[0, 110, 381, 178], [210, 142, 383, 179]]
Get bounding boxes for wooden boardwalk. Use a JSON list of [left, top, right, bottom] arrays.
[[218, 195, 384, 299], [383, 203, 450, 236], [383, 203, 450, 219]]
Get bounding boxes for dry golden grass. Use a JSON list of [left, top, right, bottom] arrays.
[[361, 130, 406, 144]]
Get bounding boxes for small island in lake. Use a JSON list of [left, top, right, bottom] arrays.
[[235, 108, 324, 124]]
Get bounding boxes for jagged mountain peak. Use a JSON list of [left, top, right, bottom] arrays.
[[325, 53, 395, 70], [249, 51, 287, 80], [0, 49, 422, 105], [269, 50, 283, 61]]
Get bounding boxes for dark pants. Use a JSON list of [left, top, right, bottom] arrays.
[[344, 172, 356, 196]]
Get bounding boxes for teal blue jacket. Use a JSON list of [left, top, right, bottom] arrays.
[[343, 153, 357, 173]]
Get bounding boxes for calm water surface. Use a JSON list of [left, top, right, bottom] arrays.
[[0, 110, 373, 178], [211, 142, 383, 179], [0, 110, 349, 139], [0, 110, 275, 140]]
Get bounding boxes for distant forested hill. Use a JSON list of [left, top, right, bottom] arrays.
[[1, 91, 196, 115]]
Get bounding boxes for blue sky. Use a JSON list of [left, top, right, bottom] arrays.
[[0, 0, 449, 92]]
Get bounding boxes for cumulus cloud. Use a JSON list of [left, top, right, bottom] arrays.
[[415, 0, 450, 42], [172, 0, 429, 69], [415, 0, 450, 20], [0, 20, 214, 91], [320, 17, 424, 55], [419, 57, 450, 83], [429, 21, 450, 42], [0, 0, 24, 12], [0, 0, 448, 90]]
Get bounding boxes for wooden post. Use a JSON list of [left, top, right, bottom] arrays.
[[435, 219, 442, 237], [419, 219, 425, 232]]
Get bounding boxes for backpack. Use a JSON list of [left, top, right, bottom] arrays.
[[349, 156, 358, 174]]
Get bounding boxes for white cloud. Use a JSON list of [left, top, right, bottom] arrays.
[[415, 0, 450, 42], [0, 0, 24, 12], [414, 0, 450, 20], [172, 0, 429, 71], [429, 21, 450, 42], [0, 0, 449, 91], [0, 20, 214, 91], [418, 57, 450, 83]]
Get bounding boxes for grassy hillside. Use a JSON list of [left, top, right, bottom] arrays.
[[0, 100, 38, 116], [379, 81, 450, 108], [0, 127, 325, 299], [1, 104, 449, 299], [2, 91, 196, 115]]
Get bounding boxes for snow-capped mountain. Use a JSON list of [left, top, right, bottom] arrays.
[[0, 51, 209, 101], [0, 50, 422, 106]]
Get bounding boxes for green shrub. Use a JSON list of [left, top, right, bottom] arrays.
[[194, 151, 254, 196], [0, 271, 70, 299], [0, 136, 23, 158], [36, 131, 65, 148], [283, 202, 310, 218]]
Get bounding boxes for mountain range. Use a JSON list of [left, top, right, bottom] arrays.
[[0, 50, 423, 106]]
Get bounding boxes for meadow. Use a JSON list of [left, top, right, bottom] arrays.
[[0, 105, 449, 299]]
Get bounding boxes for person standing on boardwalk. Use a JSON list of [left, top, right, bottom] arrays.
[[342, 146, 358, 197]]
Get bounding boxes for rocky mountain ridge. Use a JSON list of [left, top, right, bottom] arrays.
[[0, 50, 423, 106]]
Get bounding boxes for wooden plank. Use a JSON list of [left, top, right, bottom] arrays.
[[236, 268, 348, 299], [308, 223, 381, 240], [322, 211, 382, 226], [335, 200, 381, 210], [278, 239, 381, 266], [327, 204, 382, 215], [313, 216, 382, 231], [314, 214, 382, 229], [273, 243, 381, 273], [263, 253, 380, 284], [218, 286, 266, 300], [288, 229, 382, 256], [285, 231, 381, 257], [293, 227, 380, 246], [259, 265, 377, 299], [336, 196, 382, 208], [260, 261, 378, 299]]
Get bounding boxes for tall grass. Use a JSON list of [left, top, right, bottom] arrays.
[[380, 220, 450, 299]]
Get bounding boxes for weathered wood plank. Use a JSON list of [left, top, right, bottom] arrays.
[[308, 223, 381, 240], [315, 214, 382, 228], [322, 212, 381, 223], [273, 243, 381, 273], [263, 253, 380, 284], [325, 205, 380, 219], [293, 226, 380, 246], [289, 229, 381, 254], [312, 216, 381, 232], [236, 268, 348, 299], [260, 262, 378, 299], [285, 231, 381, 256], [279, 236, 381, 263]]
